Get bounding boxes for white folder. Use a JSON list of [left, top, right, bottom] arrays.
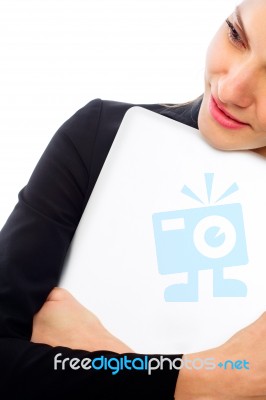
[[60, 106, 266, 354]]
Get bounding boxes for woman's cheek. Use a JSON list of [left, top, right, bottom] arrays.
[[257, 107, 266, 132]]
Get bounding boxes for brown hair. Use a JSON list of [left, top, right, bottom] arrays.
[[160, 94, 203, 109]]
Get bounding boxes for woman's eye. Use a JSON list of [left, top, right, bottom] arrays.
[[225, 19, 245, 49]]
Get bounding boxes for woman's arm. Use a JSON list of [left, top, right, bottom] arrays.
[[0, 340, 180, 398], [0, 98, 103, 339], [0, 288, 180, 399], [12, 285, 266, 400], [0, 99, 180, 398], [0, 98, 161, 339], [175, 312, 266, 400]]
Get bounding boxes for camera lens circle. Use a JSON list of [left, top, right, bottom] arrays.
[[193, 215, 236, 258]]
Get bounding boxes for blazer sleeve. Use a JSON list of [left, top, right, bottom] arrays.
[[0, 98, 181, 398]]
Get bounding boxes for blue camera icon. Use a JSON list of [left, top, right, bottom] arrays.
[[152, 203, 248, 302]]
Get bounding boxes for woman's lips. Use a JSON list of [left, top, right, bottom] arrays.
[[209, 95, 249, 129]]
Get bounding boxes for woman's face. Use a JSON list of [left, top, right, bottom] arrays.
[[198, 0, 266, 156]]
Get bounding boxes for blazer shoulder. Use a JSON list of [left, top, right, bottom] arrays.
[[63, 98, 167, 130], [55, 98, 170, 154], [78, 98, 165, 136], [97, 98, 165, 123]]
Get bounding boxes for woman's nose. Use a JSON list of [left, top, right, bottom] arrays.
[[217, 61, 258, 108]]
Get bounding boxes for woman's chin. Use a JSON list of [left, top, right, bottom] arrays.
[[198, 130, 237, 151]]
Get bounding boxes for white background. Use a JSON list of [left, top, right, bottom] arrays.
[[0, 0, 236, 228]]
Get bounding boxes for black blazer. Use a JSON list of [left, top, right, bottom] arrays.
[[0, 97, 202, 399]]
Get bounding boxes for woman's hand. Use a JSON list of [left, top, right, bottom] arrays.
[[32, 288, 266, 399], [31, 287, 133, 354], [175, 312, 266, 399]]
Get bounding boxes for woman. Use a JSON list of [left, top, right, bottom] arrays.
[[0, 0, 266, 398]]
